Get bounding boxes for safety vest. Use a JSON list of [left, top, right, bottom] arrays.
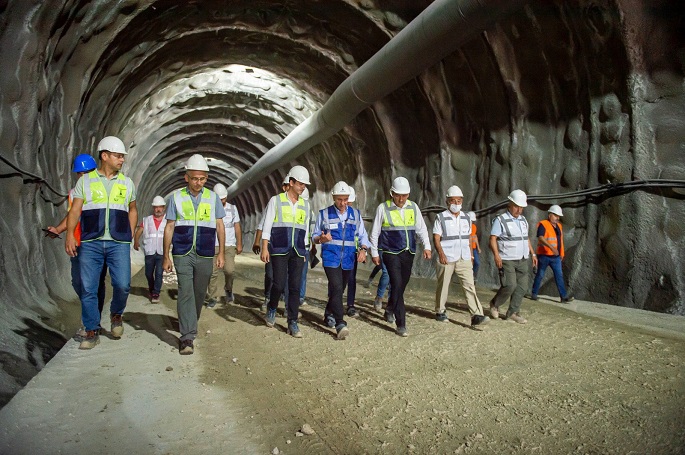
[[494, 212, 530, 260], [321, 205, 360, 270], [379, 200, 418, 254], [80, 170, 135, 242], [171, 187, 217, 257], [142, 215, 166, 256], [68, 189, 82, 246], [270, 192, 309, 257], [436, 210, 472, 261], [536, 219, 564, 258], [470, 223, 478, 250]]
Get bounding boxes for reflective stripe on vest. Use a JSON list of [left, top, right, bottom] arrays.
[[379, 200, 417, 254], [68, 189, 82, 245], [437, 211, 472, 259], [536, 219, 564, 258], [171, 187, 217, 257], [80, 170, 134, 242], [270, 193, 309, 257], [470, 224, 478, 250], [495, 213, 529, 260], [143, 215, 166, 256], [321, 205, 359, 270]]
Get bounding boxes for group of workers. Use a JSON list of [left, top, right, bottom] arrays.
[[46, 142, 572, 353]]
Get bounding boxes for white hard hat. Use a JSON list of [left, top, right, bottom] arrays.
[[390, 176, 410, 194], [467, 211, 476, 222], [446, 185, 464, 198], [186, 154, 209, 172], [282, 174, 290, 185], [301, 188, 310, 200], [331, 181, 351, 196], [348, 186, 356, 203], [507, 189, 528, 207], [548, 205, 563, 216], [97, 136, 127, 155], [152, 196, 166, 206], [213, 183, 228, 199], [288, 165, 310, 184]]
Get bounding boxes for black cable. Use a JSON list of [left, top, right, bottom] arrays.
[[0, 154, 69, 198]]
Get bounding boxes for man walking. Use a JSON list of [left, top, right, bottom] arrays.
[[205, 183, 242, 308], [433, 186, 489, 327], [65, 137, 137, 349], [312, 181, 370, 339], [530, 205, 574, 303], [488, 189, 538, 324], [370, 177, 431, 337], [163, 154, 225, 355], [133, 196, 167, 303]]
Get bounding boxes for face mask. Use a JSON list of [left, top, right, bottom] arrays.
[[449, 204, 462, 213]]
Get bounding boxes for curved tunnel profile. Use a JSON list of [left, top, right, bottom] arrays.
[[0, 1, 683, 404]]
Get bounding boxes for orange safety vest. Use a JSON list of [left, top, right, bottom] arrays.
[[469, 224, 478, 250], [68, 189, 82, 246], [536, 219, 564, 258]]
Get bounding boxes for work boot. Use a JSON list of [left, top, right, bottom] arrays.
[[507, 313, 527, 324], [324, 315, 336, 328], [471, 314, 490, 327], [110, 314, 124, 339], [489, 304, 499, 320], [384, 311, 395, 324], [225, 291, 234, 303], [435, 312, 448, 322], [335, 324, 349, 340], [346, 306, 359, 318], [179, 339, 194, 355], [373, 297, 383, 312], [265, 308, 277, 327], [79, 330, 100, 350], [287, 321, 303, 338], [206, 298, 217, 309], [396, 326, 408, 337]]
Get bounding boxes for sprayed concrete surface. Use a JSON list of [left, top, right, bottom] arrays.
[[0, 254, 684, 454]]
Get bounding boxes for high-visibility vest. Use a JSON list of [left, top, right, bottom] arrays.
[[68, 189, 82, 246], [171, 187, 217, 257], [470, 223, 478, 250], [536, 219, 564, 258], [436, 211, 472, 260], [320, 205, 360, 270], [379, 200, 417, 254], [142, 215, 166, 256], [80, 170, 135, 242], [270, 193, 309, 257], [493, 212, 530, 260]]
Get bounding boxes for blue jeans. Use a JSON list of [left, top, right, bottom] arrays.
[[472, 248, 480, 279], [299, 250, 309, 302], [71, 250, 108, 321], [531, 255, 568, 298], [79, 241, 131, 331], [145, 253, 164, 295], [376, 252, 390, 299]]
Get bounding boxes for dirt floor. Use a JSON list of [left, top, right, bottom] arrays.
[[1, 253, 684, 454]]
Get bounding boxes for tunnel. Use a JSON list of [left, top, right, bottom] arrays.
[[0, 0, 684, 412]]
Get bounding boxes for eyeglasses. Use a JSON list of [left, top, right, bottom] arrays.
[[188, 176, 207, 183]]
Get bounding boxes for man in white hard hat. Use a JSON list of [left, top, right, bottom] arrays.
[[529, 205, 574, 303], [134, 196, 167, 303], [433, 186, 489, 326], [488, 189, 538, 324], [313, 181, 370, 339], [163, 154, 225, 355], [205, 183, 242, 308], [260, 165, 312, 338], [253, 174, 290, 311], [65, 136, 137, 350], [370, 176, 431, 337], [467, 211, 481, 282]]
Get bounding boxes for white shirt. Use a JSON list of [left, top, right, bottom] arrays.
[[261, 193, 310, 242], [216, 202, 240, 247], [433, 210, 472, 262], [369, 201, 430, 257], [490, 210, 530, 260]]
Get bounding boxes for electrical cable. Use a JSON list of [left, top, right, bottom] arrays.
[[0, 154, 69, 199]]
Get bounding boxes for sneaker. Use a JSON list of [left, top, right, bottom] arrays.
[[489, 304, 499, 320], [347, 307, 359, 318], [78, 330, 100, 350], [561, 296, 575, 304], [471, 314, 490, 327], [324, 315, 336, 328], [335, 324, 349, 340], [507, 313, 527, 324], [524, 293, 539, 301], [206, 299, 217, 309], [373, 297, 383, 312], [287, 321, 303, 338], [151, 294, 160, 304], [179, 339, 194, 355], [73, 326, 88, 342], [265, 308, 277, 327], [110, 314, 124, 339], [436, 312, 448, 322], [225, 291, 234, 303], [300, 299, 307, 306], [396, 326, 408, 337], [384, 311, 395, 324]]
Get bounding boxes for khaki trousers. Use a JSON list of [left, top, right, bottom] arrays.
[[206, 246, 237, 301], [435, 258, 483, 316]]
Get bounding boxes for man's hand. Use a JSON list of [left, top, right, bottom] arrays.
[[532, 255, 538, 268], [65, 235, 78, 257], [236, 243, 243, 255], [260, 248, 270, 264], [163, 256, 173, 272], [423, 249, 432, 260], [252, 242, 260, 255], [318, 232, 333, 244], [439, 251, 448, 265], [357, 249, 368, 263], [216, 255, 225, 269], [133, 241, 140, 251], [372, 255, 381, 266], [494, 253, 502, 269], [44, 226, 61, 239]]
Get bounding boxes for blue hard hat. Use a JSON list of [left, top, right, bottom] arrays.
[[72, 154, 97, 173]]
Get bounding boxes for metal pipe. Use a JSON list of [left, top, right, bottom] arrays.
[[226, 0, 526, 200]]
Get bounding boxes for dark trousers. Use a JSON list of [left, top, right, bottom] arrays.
[[383, 250, 414, 328], [346, 257, 358, 307], [144, 253, 164, 295], [269, 248, 304, 322], [325, 266, 351, 326], [264, 244, 274, 298]]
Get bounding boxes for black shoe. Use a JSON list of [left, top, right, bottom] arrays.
[[179, 339, 194, 355], [346, 307, 359, 317], [435, 312, 448, 322], [324, 315, 336, 328], [471, 314, 491, 327], [561, 296, 575, 303], [384, 311, 395, 324]]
